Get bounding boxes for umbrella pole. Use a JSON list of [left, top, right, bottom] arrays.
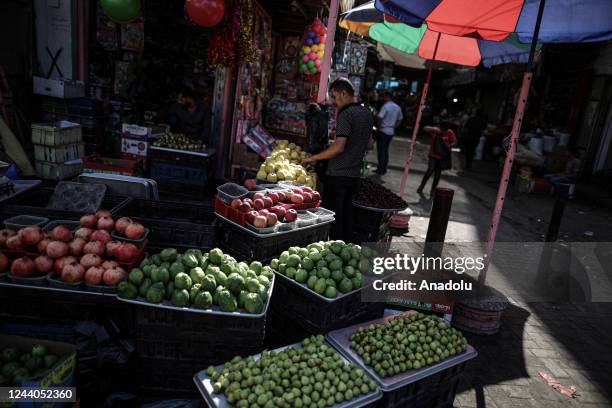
[[317, 0, 340, 103], [399, 33, 441, 198], [479, 0, 547, 285]]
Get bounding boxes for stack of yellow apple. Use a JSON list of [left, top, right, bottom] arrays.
[[256, 140, 317, 188]]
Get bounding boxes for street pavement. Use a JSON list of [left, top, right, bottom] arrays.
[[366, 135, 612, 407]]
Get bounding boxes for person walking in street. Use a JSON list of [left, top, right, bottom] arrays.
[[463, 108, 487, 169], [301, 78, 374, 242], [417, 121, 457, 197], [375, 91, 404, 175]]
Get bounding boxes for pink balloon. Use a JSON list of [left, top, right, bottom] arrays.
[[315, 59, 322, 67], [302, 55, 309, 63], [309, 52, 317, 60]]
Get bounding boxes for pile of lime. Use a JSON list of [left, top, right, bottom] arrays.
[[349, 313, 468, 378], [209, 335, 378, 407], [270, 241, 375, 299]]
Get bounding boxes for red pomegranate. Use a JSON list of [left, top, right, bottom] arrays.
[[83, 241, 105, 257], [11, 257, 35, 278], [0, 253, 9, 272], [84, 266, 104, 285], [46, 241, 69, 259], [115, 243, 139, 262], [37, 238, 52, 254], [6, 236, 25, 250], [115, 217, 133, 234], [105, 241, 122, 258], [0, 229, 16, 247], [61, 262, 84, 283], [101, 260, 119, 269], [80, 214, 98, 229], [97, 216, 115, 231], [80, 253, 102, 269], [34, 255, 54, 274], [18, 227, 43, 246], [95, 210, 112, 219], [125, 223, 146, 240], [74, 227, 93, 241], [50, 225, 72, 242], [102, 266, 126, 287], [54, 256, 76, 275], [90, 230, 112, 244], [68, 238, 87, 257]]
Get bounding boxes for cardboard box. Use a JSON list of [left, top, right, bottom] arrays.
[[0, 334, 76, 407], [120, 124, 167, 159], [33, 77, 85, 99]]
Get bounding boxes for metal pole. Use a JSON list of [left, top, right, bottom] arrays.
[[479, 0, 547, 284], [317, 0, 340, 103], [424, 188, 454, 259], [399, 32, 441, 198]]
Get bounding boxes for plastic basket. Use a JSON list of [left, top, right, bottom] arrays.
[[217, 217, 331, 263], [269, 272, 386, 334], [307, 207, 336, 223], [296, 210, 317, 227], [113, 197, 215, 225], [150, 160, 208, 186], [216, 183, 248, 204], [3, 215, 49, 230], [43, 220, 81, 233]]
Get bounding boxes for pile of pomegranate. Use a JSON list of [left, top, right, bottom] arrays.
[[0, 210, 143, 287]]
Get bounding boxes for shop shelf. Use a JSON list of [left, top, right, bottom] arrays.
[[326, 312, 478, 408], [216, 216, 331, 263], [269, 271, 386, 334]]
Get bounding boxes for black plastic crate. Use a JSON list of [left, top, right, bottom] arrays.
[[217, 220, 331, 263], [150, 160, 208, 186], [377, 361, 467, 408], [114, 198, 215, 225], [134, 304, 266, 366], [352, 206, 393, 244], [0, 186, 129, 222], [269, 277, 385, 334], [264, 309, 310, 350], [138, 357, 202, 397]]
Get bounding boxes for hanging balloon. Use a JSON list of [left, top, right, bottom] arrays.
[[315, 59, 322, 68], [298, 50, 304, 57], [320, 36, 326, 45], [309, 52, 317, 60], [100, 0, 141, 23], [310, 66, 318, 74], [303, 46, 311, 54], [307, 60, 315, 68], [317, 51, 324, 59], [308, 31, 316, 38], [302, 55, 310, 63], [299, 64, 308, 73], [305, 38, 313, 46], [311, 45, 318, 52], [186, 0, 225, 28], [314, 37, 321, 45]]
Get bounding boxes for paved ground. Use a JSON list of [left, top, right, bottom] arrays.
[[366, 135, 612, 407]]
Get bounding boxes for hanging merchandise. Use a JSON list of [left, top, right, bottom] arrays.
[[238, 0, 257, 64], [186, 0, 226, 28], [100, 0, 141, 24], [298, 19, 327, 80], [207, 0, 241, 67]]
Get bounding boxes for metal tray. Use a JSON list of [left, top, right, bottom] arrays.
[[116, 274, 274, 318], [47, 272, 83, 290], [326, 311, 478, 392], [77, 173, 157, 200], [272, 269, 377, 303], [193, 342, 383, 408], [149, 145, 216, 158], [307, 207, 336, 223], [0, 279, 114, 297], [7, 272, 52, 286], [3, 215, 49, 230], [111, 228, 150, 244], [43, 220, 80, 232], [0, 180, 42, 204], [352, 202, 406, 213], [46, 181, 107, 213], [215, 213, 333, 239]]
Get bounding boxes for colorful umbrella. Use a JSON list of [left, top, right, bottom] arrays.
[[340, 1, 532, 67], [374, 0, 612, 283]]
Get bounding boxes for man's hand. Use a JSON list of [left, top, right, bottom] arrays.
[[301, 156, 317, 166]]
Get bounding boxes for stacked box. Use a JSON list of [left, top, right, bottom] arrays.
[[32, 121, 84, 180]]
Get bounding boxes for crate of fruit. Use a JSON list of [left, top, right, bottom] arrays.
[[326, 311, 477, 408], [117, 248, 274, 366], [267, 241, 385, 334], [193, 336, 383, 408]]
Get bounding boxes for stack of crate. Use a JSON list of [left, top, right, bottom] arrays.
[[32, 121, 84, 180]]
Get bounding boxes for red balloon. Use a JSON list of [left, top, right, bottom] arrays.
[[186, 0, 225, 27]]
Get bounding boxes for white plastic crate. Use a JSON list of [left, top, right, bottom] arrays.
[[31, 121, 82, 146], [34, 143, 84, 163]]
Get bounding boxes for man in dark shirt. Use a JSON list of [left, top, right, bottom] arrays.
[[161, 88, 211, 145], [302, 78, 374, 242]]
